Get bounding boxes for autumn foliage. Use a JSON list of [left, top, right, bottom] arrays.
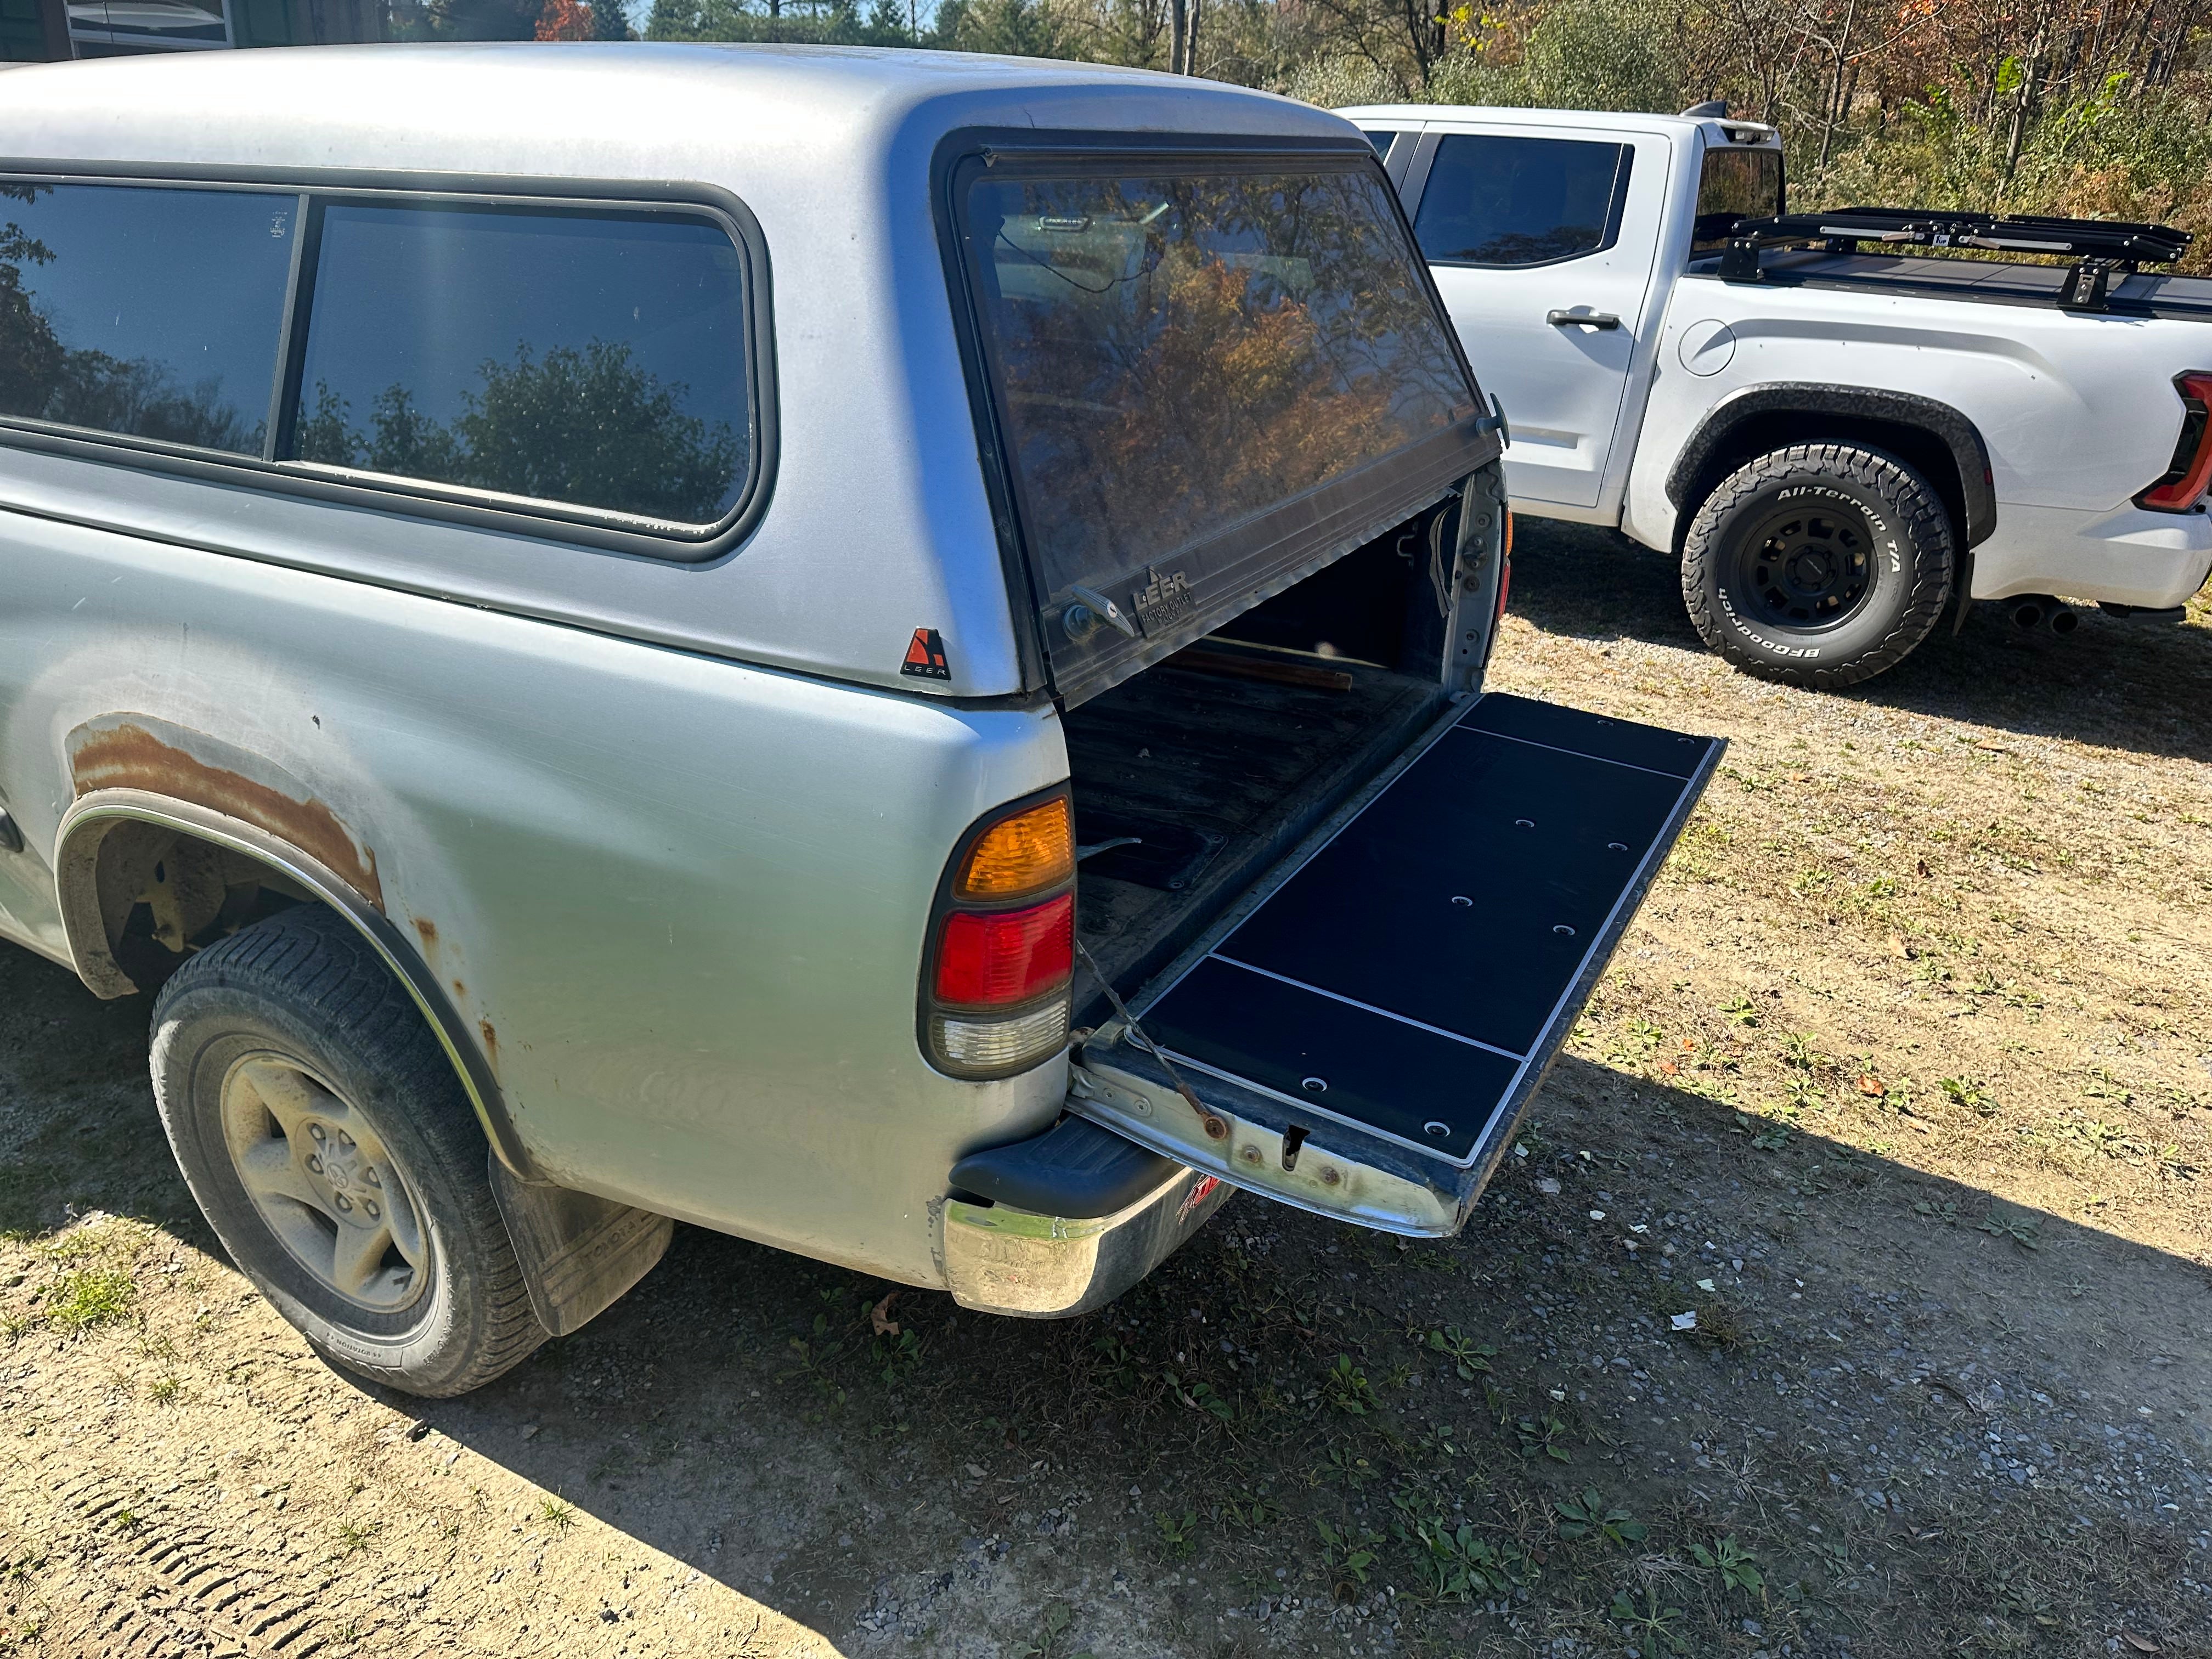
[[537, 0, 596, 38]]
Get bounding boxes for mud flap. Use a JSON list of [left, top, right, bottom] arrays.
[[488, 1157, 675, 1338], [1069, 693, 1723, 1236]]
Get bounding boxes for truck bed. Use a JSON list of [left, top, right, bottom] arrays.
[[1064, 644, 1442, 1019], [1686, 248, 2212, 321]]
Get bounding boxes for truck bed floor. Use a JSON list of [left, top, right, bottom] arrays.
[[1065, 648, 1441, 1014]]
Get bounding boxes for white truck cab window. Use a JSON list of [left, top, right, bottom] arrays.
[[0, 180, 292, 454], [1413, 134, 1630, 267], [1691, 146, 1783, 250], [285, 204, 751, 526]]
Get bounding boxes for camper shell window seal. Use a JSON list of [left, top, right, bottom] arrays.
[[0, 162, 778, 564]]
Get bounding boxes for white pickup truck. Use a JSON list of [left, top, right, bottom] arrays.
[[1341, 103, 2212, 687]]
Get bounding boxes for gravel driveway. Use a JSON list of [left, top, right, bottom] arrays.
[[4, 521, 2209, 1658]]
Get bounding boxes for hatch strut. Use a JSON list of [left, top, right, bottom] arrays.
[[1716, 208, 2192, 313]]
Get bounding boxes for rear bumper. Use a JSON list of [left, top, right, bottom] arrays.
[[939, 1163, 1231, 1318], [1971, 502, 2212, 608]]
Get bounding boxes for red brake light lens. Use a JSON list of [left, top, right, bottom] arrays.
[[2140, 372, 2212, 511], [933, 894, 1074, 1008]]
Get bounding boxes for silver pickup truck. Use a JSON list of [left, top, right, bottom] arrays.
[[0, 44, 1720, 1396]]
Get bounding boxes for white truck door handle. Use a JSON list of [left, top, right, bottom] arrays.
[[1547, 309, 1621, 330]]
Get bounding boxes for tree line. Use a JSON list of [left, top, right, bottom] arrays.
[[346, 2, 2212, 266]]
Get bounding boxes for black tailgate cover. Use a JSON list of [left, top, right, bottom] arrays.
[[1130, 693, 1720, 1173]]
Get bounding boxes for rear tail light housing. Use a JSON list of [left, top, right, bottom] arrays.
[[921, 791, 1075, 1079], [2138, 372, 2212, 511]]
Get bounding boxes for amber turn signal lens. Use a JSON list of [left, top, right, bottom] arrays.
[[956, 798, 1074, 899]]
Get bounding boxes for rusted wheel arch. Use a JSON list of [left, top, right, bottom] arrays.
[[54, 790, 533, 1178]]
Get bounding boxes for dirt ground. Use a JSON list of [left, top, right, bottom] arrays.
[[3, 522, 2210, 1659]]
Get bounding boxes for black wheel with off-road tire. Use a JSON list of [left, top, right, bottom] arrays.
[[150, 903, 544, 1397], [1680, 442, 1955, 689]]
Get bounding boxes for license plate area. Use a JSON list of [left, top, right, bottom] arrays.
[[1069, 693, 1722, 1234]]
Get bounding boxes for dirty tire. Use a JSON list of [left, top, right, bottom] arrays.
[[1680, 442, 1954, 689], [150, 904, 544, 1397]]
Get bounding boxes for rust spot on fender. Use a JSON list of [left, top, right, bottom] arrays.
[[478, 1018, 499, 1076], [413, 916, 439, 953], [70, 721, 383, 911], [451, 979, 467, 999]]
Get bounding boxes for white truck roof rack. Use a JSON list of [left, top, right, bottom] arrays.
[[1718, 208, 2192, 312]]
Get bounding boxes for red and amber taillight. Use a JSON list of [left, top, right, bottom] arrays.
[[921, 793, 1076, 1079], [2138, 373, 2212, 512]]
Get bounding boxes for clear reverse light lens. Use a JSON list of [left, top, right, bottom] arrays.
[[933, 1001, 1069, 1075]]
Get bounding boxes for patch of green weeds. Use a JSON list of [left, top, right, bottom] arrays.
[[1553, 1487, 1647, 1545], [1421, 1325, 1494, 1380], [1514, 1412, 1572, 1463], [2082, 1069, 2135, 1106], [1940, 1076, 1997, 1115], [873, 1328, 922, 1385], [1163, 1370, 1239, 1426], [1012, 1600, 1093, 1659], [333, 1520, 382, 1558], [1323, 1355, 1376, 1417], [1398, 1515, 1536, 1601], [1690, 1535, 1764, 1594], [1780, 1032, 1827, 1071], [1976, 1208, 2042, 1251], [1611, 1587, 1690, 1654], [1153, 1509, 1199, 1558], [1782, 1074, 1824, 1112], [1721, 994, 1760, 1028], [47, 1268, 133, 1332], [1314, 1517, 1381, 1588], [1221, 1490, 1282, 1531], [1323, 1446, 1377, 1488]]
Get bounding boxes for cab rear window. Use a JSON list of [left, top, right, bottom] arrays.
[[1692, 148, 1784, 250], [960, 160, 1474, 606]]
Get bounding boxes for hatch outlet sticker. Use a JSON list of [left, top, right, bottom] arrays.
[[901, 628, 951, 680]]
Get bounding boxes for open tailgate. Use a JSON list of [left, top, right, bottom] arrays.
[[1068, 692, 1722, 1235]]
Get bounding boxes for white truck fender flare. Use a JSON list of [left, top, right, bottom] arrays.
[[1662, 382, 1998, 548]]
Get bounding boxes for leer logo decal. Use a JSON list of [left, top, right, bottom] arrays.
[[900, 628, 951, 680], [1131, 566, 1195, 636]]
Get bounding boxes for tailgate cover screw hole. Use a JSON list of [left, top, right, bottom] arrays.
[[1301, 1076, 1328, 1093], [1609, 842, 1629, 852], [1424, 1120, 1452, 1139], [1514, 818, 1534, 828], [1451, 895, 1472, 907], [1554, 924, 1577, 936]]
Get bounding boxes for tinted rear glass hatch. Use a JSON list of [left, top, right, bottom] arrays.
[[949, 144, 1496, 704]]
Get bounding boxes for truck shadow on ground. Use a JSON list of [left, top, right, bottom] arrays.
[[5, 933, 2203, 1655], [1511, 519, 2212, 765]]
